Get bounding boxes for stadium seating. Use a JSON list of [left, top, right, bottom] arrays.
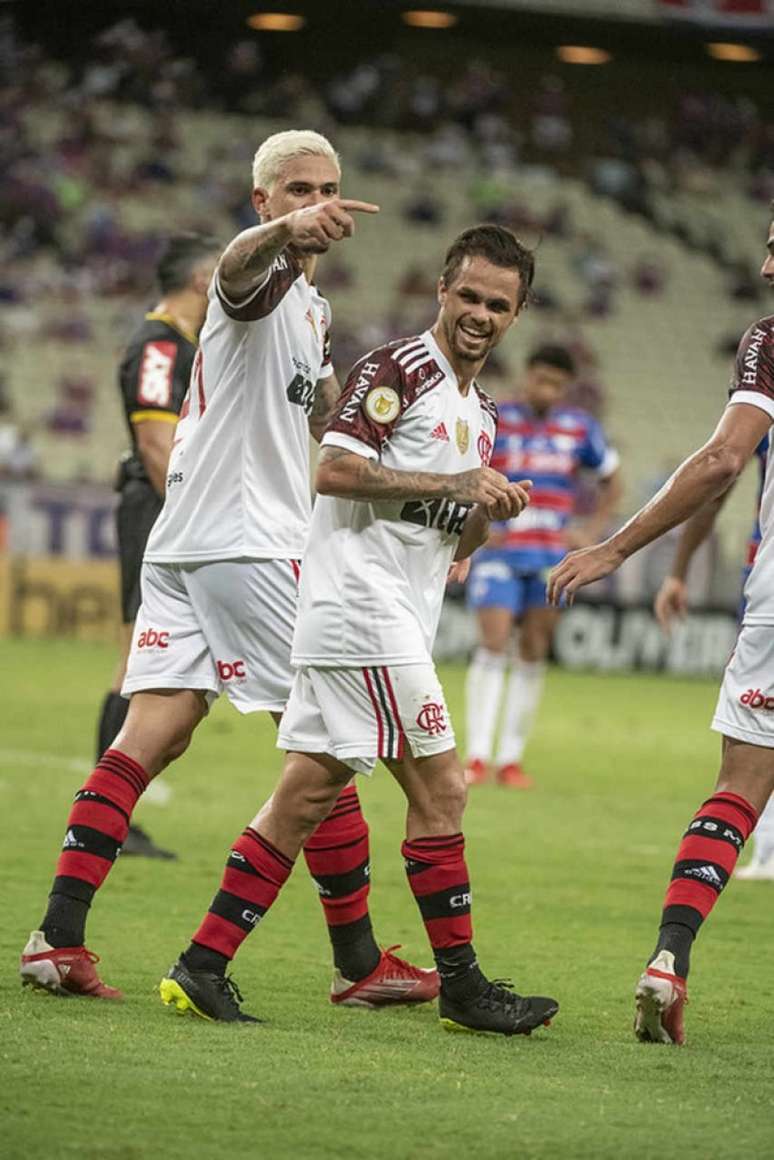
[[3, 96, 764, 572]]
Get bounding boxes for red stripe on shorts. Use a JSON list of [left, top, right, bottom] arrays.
[[362, 668, 384, 757], [381, 667, 406, 760]]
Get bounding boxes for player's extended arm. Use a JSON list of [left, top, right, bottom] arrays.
[[547, 402, 771, 606], [219, 199, 379, 303], [133, 418, 176, 497], [316, 447, 530, 518], [584, 465, 623, 541], [653, 489, 730, 631], [308, 373, 341, 444]]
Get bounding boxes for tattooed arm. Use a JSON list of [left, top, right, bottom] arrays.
[[308, 374, 341, 444], [219, 199, 380, 303], [316, 446, 531, 517], [218, 219, 292, 303]]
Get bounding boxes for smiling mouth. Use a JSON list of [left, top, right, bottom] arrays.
[[458, 323, 489, 341]]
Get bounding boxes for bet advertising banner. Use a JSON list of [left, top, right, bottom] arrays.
[[0, 480, 120, 642], [435, 597, 736, 676]]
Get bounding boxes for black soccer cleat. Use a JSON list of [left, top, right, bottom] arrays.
[[159, 960, 260, 1023], [122, 824, 177, 860], [439, 978, 558, 1037]]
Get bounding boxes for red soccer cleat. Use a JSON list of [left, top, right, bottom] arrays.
[[330, 945, 439, 1008], [496, 762, 534, 789], [634, 950, 687, 1046], [464, 758, 489, 786], [20, 930, 123, 1000]]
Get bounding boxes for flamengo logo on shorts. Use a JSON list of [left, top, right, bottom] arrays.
[[416, 702, 447, 735], [217, 660, 246, 681], [137, 629, 169, 649], [740, 688, 774, 710]]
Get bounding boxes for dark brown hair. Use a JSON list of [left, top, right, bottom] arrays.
[[527, 344, 576, 376], [157, 232, 221, 294], [441, 224, 535, 309]]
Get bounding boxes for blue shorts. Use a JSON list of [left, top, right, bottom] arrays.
[[467, 557, 549, 616]]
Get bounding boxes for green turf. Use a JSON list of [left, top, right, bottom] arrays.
[[2, 638, 773, 1159]]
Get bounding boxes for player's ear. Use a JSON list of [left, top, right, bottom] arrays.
[[252, 187, 269, 219], [437, 276, 447, 306]]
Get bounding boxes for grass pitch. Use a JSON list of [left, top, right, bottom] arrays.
[[2, 638, 773, 1160]]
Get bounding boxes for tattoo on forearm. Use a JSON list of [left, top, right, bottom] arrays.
[[308, 377, 341, 440], [319, 447, 454, 501], [220, 223, 288, 288]]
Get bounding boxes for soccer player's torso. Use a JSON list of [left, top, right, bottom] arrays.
[[146, 254, 331, 563], [485, 401, 600, 572], [734, 314, 774, 623], [118, 313, 196, 489], [294, 331, 497, 667]]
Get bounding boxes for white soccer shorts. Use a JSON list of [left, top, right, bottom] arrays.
[[277, 663, 456, 775], [122, 559, 300, 713], [712, 623, 774, 748]]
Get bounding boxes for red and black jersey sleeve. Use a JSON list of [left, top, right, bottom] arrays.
[[214, 252, 302, 322], [323, 336, 446, 455], [729, 315, 774, 408], [119, 318, 195, 430], [323, 345, 406, 455]]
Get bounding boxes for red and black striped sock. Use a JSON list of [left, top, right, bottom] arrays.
[[403, 832, 483, 1000], [653, 791, 759, 977], [184, 828, 294, 973], [42, 749, 150, 947], [303, 784, 380, 980]]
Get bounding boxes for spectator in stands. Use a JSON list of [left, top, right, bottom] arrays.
[[0, 393, 40, 481]]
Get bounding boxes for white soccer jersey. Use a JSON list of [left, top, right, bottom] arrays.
[[292, 330, 498, 667], [727, 313, 774, 623], [145, 252, 333, 563]]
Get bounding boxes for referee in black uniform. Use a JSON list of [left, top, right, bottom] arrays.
[[99, 233, 220, 857]]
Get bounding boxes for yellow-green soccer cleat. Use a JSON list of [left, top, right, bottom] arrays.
[[159, 960, 260, 1023]]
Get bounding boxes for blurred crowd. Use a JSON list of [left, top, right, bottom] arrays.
[[1, 15, 771, 481]]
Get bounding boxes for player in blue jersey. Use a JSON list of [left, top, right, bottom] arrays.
[[464, 344, 621, 786], [655, 435, 774, 879]]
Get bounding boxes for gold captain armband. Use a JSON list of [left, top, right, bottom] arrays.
[[130, 410, 179, 424]]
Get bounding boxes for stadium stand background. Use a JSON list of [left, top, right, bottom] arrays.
[[1, 0, 772, 620]]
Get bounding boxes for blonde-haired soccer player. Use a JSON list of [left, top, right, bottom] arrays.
[[21, 130, 437, 1012]]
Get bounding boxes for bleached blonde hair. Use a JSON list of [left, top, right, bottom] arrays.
[[252, 130, 341, 191]]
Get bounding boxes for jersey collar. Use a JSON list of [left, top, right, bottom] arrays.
[[144, 311, 197, 347]]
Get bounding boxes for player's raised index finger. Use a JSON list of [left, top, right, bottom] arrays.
[[338, 199, 380, 214]]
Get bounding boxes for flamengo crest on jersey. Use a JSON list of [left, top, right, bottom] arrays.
[[728, 315, 774, 623], [477, 399, 618, 571], [145, 253, 333, 563], [291, 329, 498, 667]]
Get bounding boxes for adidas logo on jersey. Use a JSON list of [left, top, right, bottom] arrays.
[[684, 864, 724, 888], [430, 422, 449, 442]]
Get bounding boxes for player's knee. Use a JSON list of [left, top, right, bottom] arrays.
[[159, 731, 194, 768], [412, 766, 467, 832], [478, 631, 510, 655], [293, 784, 339, 835], [520, 639, 547, 663], [279, 759, 342, 834]]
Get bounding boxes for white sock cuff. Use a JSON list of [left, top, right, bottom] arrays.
[[515, 658, 547, 678], [473, 647, 509, 670]]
